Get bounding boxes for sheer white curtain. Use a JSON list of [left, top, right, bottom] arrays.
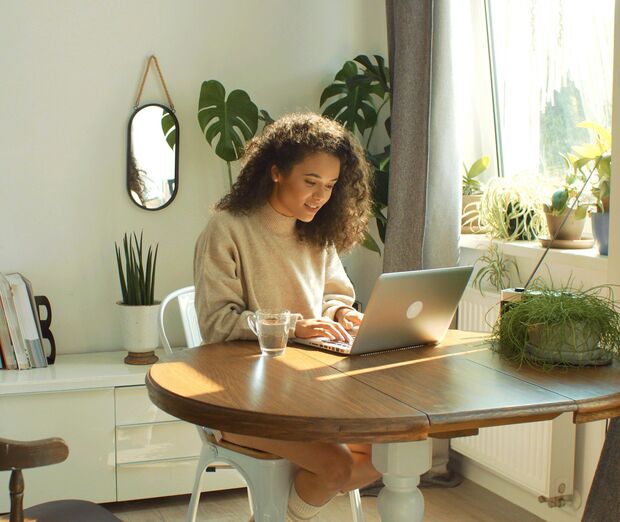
[[490, 0, 614, 177]]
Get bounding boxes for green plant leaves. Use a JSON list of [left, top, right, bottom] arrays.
[[466, 156, 490, 179], [462, 156, 489, 195], [551, 188, 569, 213], [259, 109, 275, 126], [320, 61, 378, 134], [353, 54, 391, 100], [492, 285, 620, 367], [161, 111, 176, 150], [362, 230, 381, 254], [198, 80, 259, 162], [367, 146, 390, 246], [578, 121, 611, 150], [574, 205, 589, 220], [115, 232, 158, 306]]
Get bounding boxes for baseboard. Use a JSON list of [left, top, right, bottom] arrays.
[[450, 451, 585, 522]]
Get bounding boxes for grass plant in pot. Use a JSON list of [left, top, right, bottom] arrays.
[[567, 122, 611, 254], [115, 232, 160, 365], [492, 285, 620, 367], [479, 174, 546, 241], [461, 155, 489, 234]]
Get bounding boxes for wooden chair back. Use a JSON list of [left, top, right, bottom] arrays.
[[0, 437, 69, 522]]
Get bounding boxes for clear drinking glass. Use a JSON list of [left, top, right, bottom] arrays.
[[247, 310, 291, 357]]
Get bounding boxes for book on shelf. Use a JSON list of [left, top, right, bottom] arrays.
[[0, 272, 48, 369], [0, 296, 18, 369]]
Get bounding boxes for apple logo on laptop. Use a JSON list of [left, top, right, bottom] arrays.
[[406, 300, 424, 320]]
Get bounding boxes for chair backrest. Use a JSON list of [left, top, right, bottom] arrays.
[[159, 286, 203, 355]]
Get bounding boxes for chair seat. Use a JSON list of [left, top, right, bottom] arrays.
[[206, 432, 282, 460], [3, 499, 122, 522]]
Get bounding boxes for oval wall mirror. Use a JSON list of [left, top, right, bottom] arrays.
[[127, 103, 179, 210]]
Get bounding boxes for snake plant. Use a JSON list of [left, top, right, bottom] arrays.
[[115, 232, 158, 306]]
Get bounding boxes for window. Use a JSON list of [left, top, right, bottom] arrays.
[[487, 0, 614, 179]]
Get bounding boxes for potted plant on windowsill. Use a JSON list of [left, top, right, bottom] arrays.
[[542, 165, 592, 242], [567, 122, 611, 254], [479, 174, 546, 241], [461, 155, 490, 234], [492, 285, 620, 367], [115, 232, 160, 365]]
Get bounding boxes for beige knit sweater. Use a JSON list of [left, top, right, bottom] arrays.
[[193, 203, 356, 344]]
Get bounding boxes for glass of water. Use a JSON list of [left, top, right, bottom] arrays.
[[247, 310, 291, 357]]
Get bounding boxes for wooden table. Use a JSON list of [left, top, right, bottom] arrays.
[[146, 330, 620, 522]]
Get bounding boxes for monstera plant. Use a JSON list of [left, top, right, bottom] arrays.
[[196, 54, 391, 253], [197, 80, 272, 189], [320, 55, 392, 254]]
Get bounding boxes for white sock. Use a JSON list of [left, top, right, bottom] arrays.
[[287, 483, 331, 521]]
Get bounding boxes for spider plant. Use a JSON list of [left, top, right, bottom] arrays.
[[472, 243, 520, 295], [479, 175, 546, 240], [115, 232, 159, 306]]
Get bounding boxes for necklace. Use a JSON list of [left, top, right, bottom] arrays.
[[268, 200, 295, 218]]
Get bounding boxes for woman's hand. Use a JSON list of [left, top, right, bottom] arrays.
[[335, 308, 364, 331], [295, 317, 352, 343]]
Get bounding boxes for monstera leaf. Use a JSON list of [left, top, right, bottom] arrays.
[[354, 54, 391, 100], [320, 61, 377, 135], [197, 80, 259, 163], [161, 111, 176, 150], [259, 109, 275, 126], [367, 146, 390, 245]]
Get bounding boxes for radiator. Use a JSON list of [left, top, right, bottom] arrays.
[[453, 287, 576, 503]]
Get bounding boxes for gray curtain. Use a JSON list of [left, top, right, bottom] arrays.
[[582, 417, 620, 521], [384, 0, 460, 273], [383, 0, 461, 483]]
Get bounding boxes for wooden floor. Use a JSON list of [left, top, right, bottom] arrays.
[[106, 479, 543, 522]]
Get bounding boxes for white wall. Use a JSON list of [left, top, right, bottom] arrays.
[[0, 0, 387, 353]]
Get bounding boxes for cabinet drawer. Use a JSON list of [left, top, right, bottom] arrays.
[[117, 458, 246, 501], [116, 385, 177, 425], [116, 421, 202, 464], [0, 389, 116, 512]]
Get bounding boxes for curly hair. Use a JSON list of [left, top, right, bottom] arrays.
[[216, 113, 372, 253]]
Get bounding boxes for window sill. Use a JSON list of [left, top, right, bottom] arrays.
[[459, 234, 607, 272]]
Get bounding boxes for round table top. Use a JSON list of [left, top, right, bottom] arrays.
[[146, 331, 620, 443]]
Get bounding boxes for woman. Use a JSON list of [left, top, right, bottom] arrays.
[[194, 113, 380, 521]]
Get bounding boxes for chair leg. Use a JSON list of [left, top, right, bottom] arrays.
[[246, 460, 296, 522], [247, 485, 254, 518], [349, 489, 365, 522], [186, 442, 217, 522]]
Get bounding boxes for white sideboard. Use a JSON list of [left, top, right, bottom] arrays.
[[0, 350, 245, 512]]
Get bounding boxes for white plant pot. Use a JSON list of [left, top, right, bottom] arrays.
[[117, 302, 161, 364]]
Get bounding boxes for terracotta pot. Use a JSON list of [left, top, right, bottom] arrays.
[[117, 302, 161, 364], [544, 209, 586, 240], [461, 194, 482, 233]]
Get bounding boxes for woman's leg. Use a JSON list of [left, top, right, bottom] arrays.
[[222, 433, 379, 507], [344, 443, 382, 492]]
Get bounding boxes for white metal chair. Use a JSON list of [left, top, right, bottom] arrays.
[[159, 286, 365, 522]]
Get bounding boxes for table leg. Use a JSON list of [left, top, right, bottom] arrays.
[[372, 439, 432, 522]]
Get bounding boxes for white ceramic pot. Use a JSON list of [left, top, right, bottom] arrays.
[[117, 302, 161, 352]]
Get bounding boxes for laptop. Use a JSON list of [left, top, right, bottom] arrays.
[[295, 266, 474, 355]]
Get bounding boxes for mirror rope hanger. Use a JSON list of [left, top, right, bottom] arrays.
[[134, 55, 175, 111]]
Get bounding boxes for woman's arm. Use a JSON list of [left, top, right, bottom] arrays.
[[194, 221, 256, 344], [322, 246, 356, 320]]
